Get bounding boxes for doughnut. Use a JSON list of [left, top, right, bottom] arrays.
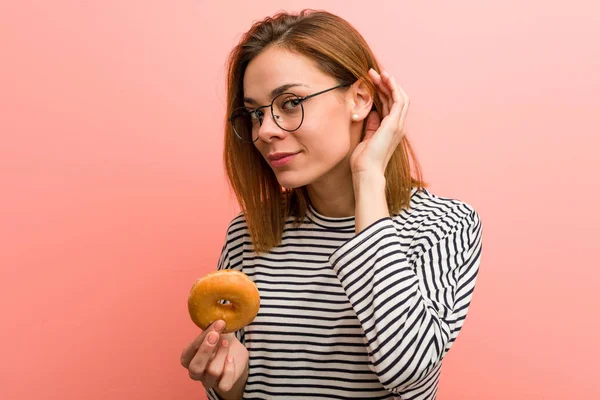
[[188, 269, 260, 333]]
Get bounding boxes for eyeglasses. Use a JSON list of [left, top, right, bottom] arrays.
[[228, 83, 350, 143]]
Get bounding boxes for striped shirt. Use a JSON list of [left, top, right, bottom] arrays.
[[206, 188, 483, 400]]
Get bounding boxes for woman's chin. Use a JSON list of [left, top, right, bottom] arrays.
[[279, 181, 304, 190], [275, 172, 308, 190]]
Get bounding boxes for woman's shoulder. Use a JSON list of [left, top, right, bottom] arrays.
[[216, 212, 250, 247], [395, 187, 481, 231], [223, 211, 250, 239], [393, 188, 483, 262]]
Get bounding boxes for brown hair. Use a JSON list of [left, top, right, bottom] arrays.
[[223, 9, 424, 252]]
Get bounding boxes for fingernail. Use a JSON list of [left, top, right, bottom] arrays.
[[207, 332, 219, 345], [227, 355, 233, 363], [213, 320, 226, 332]]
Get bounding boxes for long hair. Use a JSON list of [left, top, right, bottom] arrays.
[[223, 9, 424, 253]]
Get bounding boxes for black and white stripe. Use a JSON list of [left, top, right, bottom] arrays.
[[207, 188, 483, 400]]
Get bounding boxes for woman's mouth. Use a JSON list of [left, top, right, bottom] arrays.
[[267, 152, 299, 168]]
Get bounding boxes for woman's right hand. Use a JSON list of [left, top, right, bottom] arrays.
[[180, 319, 249, 395]]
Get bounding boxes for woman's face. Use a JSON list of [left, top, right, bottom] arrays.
[[243, 46, 360, 189]]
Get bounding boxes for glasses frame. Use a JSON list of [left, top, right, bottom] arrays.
[[228, 83, 350, 143]]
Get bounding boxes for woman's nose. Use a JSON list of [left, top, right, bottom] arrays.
[[256, 112, 286, 142]]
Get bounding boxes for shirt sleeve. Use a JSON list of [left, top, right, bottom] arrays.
[[205, 218, 247, 400], [328, 204, 483, 393]]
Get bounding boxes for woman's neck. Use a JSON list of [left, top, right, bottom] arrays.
[[306, 169, 356, 218]]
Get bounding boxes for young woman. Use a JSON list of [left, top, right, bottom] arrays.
[[181, 9, 483, 400]]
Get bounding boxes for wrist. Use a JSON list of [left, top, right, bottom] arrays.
[[353, 172, 388, 234], [352, 171, 386, 197]]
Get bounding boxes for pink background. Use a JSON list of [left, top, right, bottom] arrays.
[[1, 1, 598, 399]]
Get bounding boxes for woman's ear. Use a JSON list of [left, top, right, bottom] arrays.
[[349, 78, 374, 122]]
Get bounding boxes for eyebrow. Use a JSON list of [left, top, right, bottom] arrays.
[[243, 83, 310, 105]]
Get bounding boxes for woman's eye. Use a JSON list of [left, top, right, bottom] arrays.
[[282, 98, 301, 110], [250, 110, 264, 121]]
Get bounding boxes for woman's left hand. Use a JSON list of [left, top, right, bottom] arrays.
[[350, 69, 410, 176]]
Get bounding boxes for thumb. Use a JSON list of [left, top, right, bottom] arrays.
[[363, 110, 381, 141]]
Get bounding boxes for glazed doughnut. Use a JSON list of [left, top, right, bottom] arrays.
[[188, 269, 260, 333]]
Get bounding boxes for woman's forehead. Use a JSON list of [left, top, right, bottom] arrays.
[[243, 47, 331, 101]]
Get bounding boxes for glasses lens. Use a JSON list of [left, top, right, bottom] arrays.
[[272, 93, 304, 132], [230, 108, 256, 142]]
